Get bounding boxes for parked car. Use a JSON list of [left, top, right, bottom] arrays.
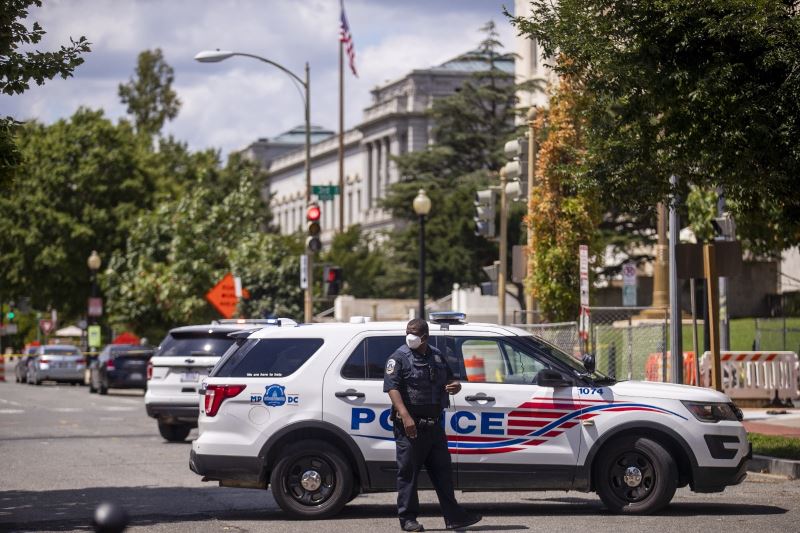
[[89, 344, 154, 394], [14, 346, 38, 383], [145, 321, 273, 442], [27, 345, 85, 385]]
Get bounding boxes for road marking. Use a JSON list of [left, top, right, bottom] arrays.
[[99, 406, 136, 412], [50, 407, 84, 413], [0, 398, 23, 406], [0, 409, 24, 414]]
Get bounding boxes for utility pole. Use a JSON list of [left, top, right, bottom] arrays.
[[498, 167, 508, 325], [668, 174, 683, 384], [704, 243, 723, 391], [526, 108, 537, 323]]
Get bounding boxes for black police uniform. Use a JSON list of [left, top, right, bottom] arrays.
[[383, 343, 472, 528]]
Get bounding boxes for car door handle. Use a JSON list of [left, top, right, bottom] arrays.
[[465, 395, 495, 402], [335, 390, 365, 398]]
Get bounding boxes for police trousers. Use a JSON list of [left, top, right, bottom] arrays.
[[394, 419, 470, 526]]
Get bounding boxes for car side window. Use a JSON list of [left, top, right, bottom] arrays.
[[454, 336, 548, 384], [341, 339, 367, 379], [366, 336, 405, 379]]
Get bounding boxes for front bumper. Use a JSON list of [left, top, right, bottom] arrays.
[[190, 449, 264, 485], [691, 442, 752, 493]]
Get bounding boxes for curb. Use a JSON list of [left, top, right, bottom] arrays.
[[747, 454, 800, 480]]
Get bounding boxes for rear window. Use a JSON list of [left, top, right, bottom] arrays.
[[154, 334, 235, 357], [44, 347, 80, 355], [212, 338, 324, 378]]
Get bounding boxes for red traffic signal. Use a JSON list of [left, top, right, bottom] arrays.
[[323, 266, 342, 297], [306, 204, 321, 222]]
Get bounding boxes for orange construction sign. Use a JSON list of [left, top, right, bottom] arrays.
[[206, 273, 249, 319]]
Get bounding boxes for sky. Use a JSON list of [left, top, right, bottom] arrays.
[[2, 0, 518, 155]]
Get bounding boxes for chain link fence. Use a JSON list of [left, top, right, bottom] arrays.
[[512, 321, 579, 358], [587, 307, 668, 381], [754, 317, 800, 353]]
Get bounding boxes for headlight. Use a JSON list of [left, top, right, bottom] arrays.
[[682, 401, 742, 423]]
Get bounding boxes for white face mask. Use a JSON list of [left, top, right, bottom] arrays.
[[406, 334, 422, 350]]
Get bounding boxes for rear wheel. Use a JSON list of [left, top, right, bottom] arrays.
[[158, 422, 191, 442], [270, 439, 353, 519], [98, 378, 108, 395], [595, 436, 677, 514]]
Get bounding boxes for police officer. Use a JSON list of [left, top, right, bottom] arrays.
[[384, 318, 482, 532]]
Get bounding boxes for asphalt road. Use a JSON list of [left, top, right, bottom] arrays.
[[1, 379, 799, 533]]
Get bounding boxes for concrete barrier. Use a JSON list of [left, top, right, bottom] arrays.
[[701, 351, 799, 404]]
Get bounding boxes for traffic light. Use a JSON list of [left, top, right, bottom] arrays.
[[324, 266, 343, 297], [6, 305, 16, 322], [503, 137, 529, 201], [474, 189, 497, 238], [480, 262, 499, 296], [306, 203, 322, 253]]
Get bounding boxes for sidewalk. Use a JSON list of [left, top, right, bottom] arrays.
[[742, 408, 800, 438]]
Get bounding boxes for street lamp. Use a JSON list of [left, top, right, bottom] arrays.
[[195, 49, 314, 323], [86, 250, 101, 355], [412, 189, 432, 319]]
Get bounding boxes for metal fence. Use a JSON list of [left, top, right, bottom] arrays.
[[512, 321, 579, 358], [588, 307, 668, 381], [754, 317, 800, 353]]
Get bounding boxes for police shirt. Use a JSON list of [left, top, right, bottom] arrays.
[[383, 343, 453, 416]]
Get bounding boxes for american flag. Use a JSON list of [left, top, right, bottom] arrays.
[[339, 0, 358, 77]]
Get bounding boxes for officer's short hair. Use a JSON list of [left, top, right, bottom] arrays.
[[406, 318, 429, 337]]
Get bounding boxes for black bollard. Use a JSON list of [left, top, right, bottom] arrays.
[[92, 501, 129, 533]]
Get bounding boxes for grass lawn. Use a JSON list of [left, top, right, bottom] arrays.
[[681, 317, 800, 353], [748, 433, 800, 460]]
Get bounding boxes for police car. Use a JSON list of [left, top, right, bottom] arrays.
[[190, 313, 751, 519]]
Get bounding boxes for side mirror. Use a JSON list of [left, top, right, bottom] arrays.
[[536, 368, 572, 388], [582, 354, 596, 374]]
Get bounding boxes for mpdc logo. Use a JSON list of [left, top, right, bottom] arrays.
[[263, 384, 286, 407]]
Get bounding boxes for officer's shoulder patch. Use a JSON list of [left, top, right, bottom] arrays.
[[434, 354, 443, 364], [385, 359, 396, 375]]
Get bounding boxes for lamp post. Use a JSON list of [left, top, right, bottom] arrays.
[[412, 189, 432, 319], [86, 250, 101, 355], [194, 49, 314, 323]]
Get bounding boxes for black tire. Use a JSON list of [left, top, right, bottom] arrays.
[[595, 436, 678, 514], [99, 378, 108, 395], [270, 439, 353, 519], [158, 422, 191, 442]]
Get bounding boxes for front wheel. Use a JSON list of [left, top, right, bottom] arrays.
[[270, 439, 353, 519], [157, 422, 191, 442], [595, 436, 677, 514]]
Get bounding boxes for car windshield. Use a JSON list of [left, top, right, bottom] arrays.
[[516, 336, 613, 383], [154, 334, 234, 357], [43, 347, 81, 356]]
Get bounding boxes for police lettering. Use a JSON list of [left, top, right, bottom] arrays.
[[350, 407, 505, 435]]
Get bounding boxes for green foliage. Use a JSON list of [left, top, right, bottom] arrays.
[[103, 169, 295, 341], [0, 108, 154, 317], [321, 225, 403, 298], [686, 185, 718, 244], [0, 0, 90, 96], [0, 0, 90, 189], [748, 433, 800, 460], [118, 48, 181, 137], [512, 0, 800, 255], [382, 23, 529, 299]]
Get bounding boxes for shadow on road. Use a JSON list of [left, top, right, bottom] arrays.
[[0, 486, 788, 531]]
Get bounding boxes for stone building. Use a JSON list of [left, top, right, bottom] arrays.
[[242, 48, 514, 242]]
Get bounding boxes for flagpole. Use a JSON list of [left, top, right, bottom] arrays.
[[338, 38, 345, 233]]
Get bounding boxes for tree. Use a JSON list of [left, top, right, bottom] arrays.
[[118, 48, 181, 137], [1, 0, 90, 188], [0, 108, 154, 317], [382, 22, 532, 299], [527, 71, 601, 322], [512, 0, 800, 255], [103, 167, 293, 341]]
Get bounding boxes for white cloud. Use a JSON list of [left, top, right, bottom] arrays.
[[1, 0, 518, 155]]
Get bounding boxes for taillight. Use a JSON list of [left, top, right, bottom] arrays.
[[106, 359, 115, 371], [203, 384, 246, 417], [39, 357, 50, 364], [146, 362, 153, 380]]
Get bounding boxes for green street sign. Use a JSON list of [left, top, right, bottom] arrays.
[[311, 185, 340, 201], [88, 325, 102, 349]]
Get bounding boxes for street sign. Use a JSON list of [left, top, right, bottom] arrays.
[[206, 273, 249, 319], [87, 297, 103, 317], [579, 245, 589, 307], [300, 255, 308, 289], [676, 241, 743, 279], [88, 325, 101, 349], [622, 261, 637, 306], [39, 319, 53, 334], [0, 324, 18, 335], [312, 185, 340, 201]]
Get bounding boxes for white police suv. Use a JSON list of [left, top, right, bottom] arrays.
[[190, 313, 751, 519]]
